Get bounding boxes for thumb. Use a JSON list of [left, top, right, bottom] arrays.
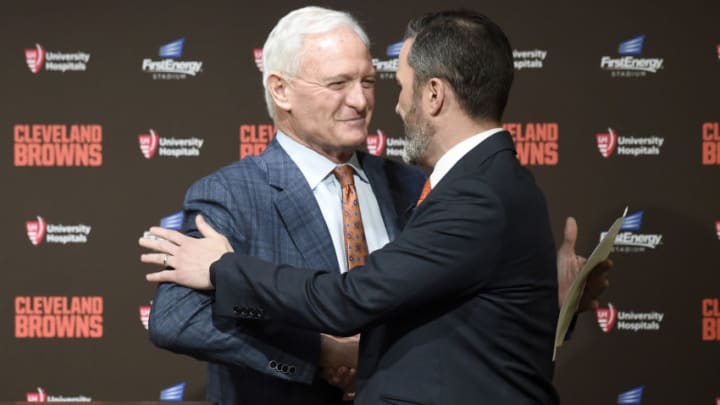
[[196, 214, 220, 238], [559, 216, 578, 255]]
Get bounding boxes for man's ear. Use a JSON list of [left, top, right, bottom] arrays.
[[267, 73, 291, 112], [426, 77, 446, 116]]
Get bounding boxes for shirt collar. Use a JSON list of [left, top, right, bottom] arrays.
[[429, 127, 504, 188], [276, 131, 368, 189]]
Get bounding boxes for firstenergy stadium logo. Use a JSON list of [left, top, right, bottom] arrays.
[[372, 41, 402, 79], [15, 296, 103, 339], [600, 34, 664, 78], [600, 210, 662, 252], [25, 216, 92, 245], [617, 386, 644, 405], [25, 43, 91, 74], [596, 303, 664, 333], [142, 38, 203, 80], [160, 382, 186, 401], [26, 387, 91, 402], [138, 129, 204, 158], [14, 124, 103, 167]]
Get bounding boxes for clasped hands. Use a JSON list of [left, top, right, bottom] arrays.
[[139, 215, 358, 395]]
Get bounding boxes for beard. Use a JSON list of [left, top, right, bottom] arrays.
[[401, 97, 434, 165]]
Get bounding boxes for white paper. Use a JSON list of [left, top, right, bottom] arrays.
[[553, 207, 627, 360]]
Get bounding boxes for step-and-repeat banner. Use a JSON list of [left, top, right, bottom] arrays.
[[1, 0, 718, 403]]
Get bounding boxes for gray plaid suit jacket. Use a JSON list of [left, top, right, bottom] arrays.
[[149, 137, 425, 405]]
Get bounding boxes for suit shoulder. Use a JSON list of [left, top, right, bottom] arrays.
[[190, 157, 266, 189]]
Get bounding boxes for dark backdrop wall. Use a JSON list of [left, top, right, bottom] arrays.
[[1, 0, 718, 403]]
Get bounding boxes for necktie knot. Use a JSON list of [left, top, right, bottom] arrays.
[[333, 165, 355, 187]]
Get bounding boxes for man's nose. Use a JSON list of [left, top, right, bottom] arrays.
[[345, 81, 370, 111]]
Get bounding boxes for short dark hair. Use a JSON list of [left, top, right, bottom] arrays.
[[405, 10, 514, 122]]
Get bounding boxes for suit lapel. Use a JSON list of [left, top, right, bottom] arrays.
[[260, 139, 340, 272]]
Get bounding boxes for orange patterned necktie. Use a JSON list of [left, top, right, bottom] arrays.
[[416, 179, 432, 206], [333, 165, 369, 270]]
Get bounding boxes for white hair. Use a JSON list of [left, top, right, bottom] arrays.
[[262, 6, 370, 118]]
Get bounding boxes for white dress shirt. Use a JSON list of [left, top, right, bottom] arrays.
[[277, 131, 390, 273], [428, 127, 504, 188]]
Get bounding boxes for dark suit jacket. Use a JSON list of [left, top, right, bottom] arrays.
[[211, 131, 559, 404], [149, 138, 425, 404]]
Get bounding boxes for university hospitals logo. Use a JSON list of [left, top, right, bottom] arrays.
[[253, 48, 263, 72], [617, 386, 643, 404], [139, 305, 151, 330], [601, 35, 664, 78], [596, 303, 618, 332], [716, 221, 720, 240], [600, 210, 663, 252], [25, 44, 45, 73], [513, 49, 548, 70], [26, 388, 47, 402], [595, 127, 664, 158], [24, 216, 92, 245], [372, 41, 402, 79], [24, 43, 90, 73], [504, 122, 559, 166], [26, 387, 91, 402], [596, 302, 664, 333], [26, 216, 47, 246], [138, 130, 159, 159], [366, 130, 387, 156], [142, 38, 203, 80], [596, 129, 618, 158], [138, 129, 204, 158], [365, 130, 406, 158], [14, 124, 103, 167]]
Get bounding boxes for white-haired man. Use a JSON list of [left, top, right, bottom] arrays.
[[145, 6, 610, 404]]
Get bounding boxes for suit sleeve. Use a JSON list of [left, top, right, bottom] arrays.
[[148, 175, 321, 384], [211, 176, 505, 336]]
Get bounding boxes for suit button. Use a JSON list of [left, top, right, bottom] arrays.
[[269, 360, 278, 370], [288, 366, 296, 375], [233, 305, 241, 314], [281, 364, 289, 373]]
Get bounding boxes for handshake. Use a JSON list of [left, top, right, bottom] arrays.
[[319, 333, 359, 400]]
